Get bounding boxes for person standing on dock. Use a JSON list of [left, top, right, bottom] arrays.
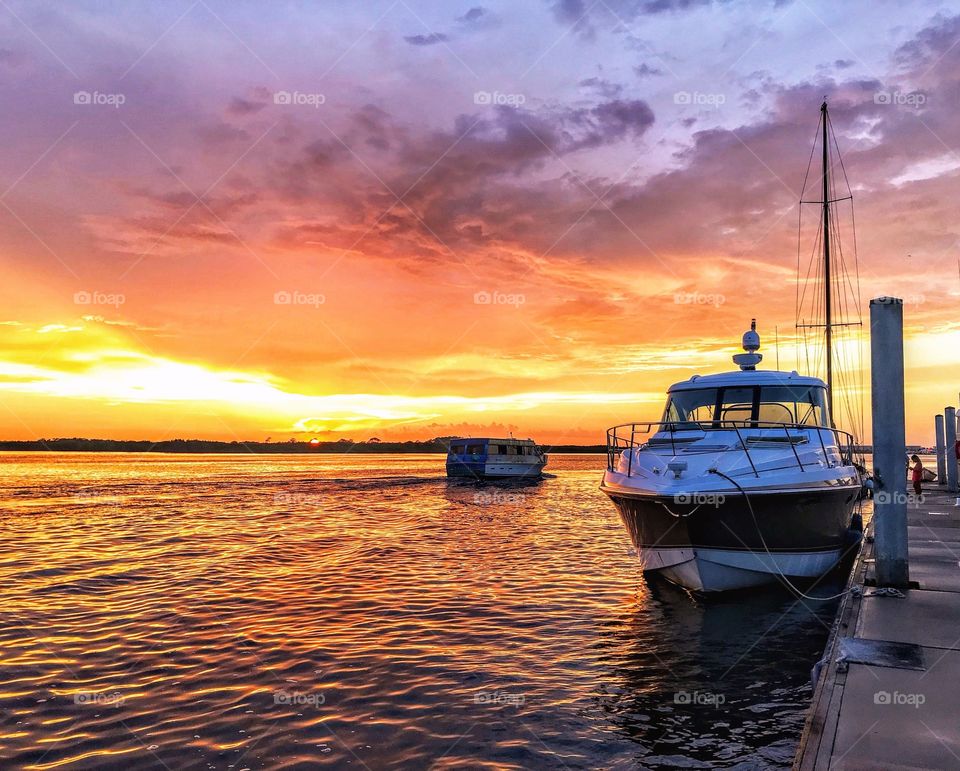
[[910, 454, 924, 497]]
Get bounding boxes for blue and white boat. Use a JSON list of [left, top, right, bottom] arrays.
[[446, 438, 547, 480]]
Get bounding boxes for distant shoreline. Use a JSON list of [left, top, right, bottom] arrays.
[[0, 439, 607, 454], [0, 440, 926, 454]]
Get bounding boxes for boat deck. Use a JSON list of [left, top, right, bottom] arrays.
[[795, 486, 960, 769]]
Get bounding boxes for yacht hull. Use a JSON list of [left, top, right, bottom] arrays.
[[603, 486, 858, 592], [446, 461, 545, 480]]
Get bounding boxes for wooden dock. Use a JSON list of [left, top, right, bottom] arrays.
[[795, 486, 960, 769]]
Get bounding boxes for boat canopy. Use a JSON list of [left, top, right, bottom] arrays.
[[668, 369, 827, 391], [447, 437, 543, 456]]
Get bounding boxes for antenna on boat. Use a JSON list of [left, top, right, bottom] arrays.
[[775, 325, 780, 370], [733, 319, 762, 370]]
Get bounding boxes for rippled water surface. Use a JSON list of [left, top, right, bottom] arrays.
[[0, 452, 845, 769]]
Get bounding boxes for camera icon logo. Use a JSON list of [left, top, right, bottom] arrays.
[[874, 690, 891, 705], [474, 91, 492, 105], [474, 291, 492, 304], [73, 91, 92, 105], [274, 90, 292, 105], [674, 91, 692, 105], [274, 290, 292, 305]]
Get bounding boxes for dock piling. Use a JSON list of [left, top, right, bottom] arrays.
[[935, 414, 947, 484], [946, 406, 958, 493], [869, 297, 909, 588]]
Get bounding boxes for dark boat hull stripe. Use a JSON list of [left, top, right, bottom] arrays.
[[603, 487, 857, 552]]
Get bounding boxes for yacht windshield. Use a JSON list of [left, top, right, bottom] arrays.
[[757, 385, 828, 426], [664, 389, 717, 425], [663, 384, 829, 427]]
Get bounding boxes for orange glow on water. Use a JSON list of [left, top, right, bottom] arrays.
[[0, 452, 842, 766]]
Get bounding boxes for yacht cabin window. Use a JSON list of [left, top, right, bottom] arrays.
[[663, 384, 830, 427]]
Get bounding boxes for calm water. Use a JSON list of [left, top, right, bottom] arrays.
[[0, 453, 846, 770]]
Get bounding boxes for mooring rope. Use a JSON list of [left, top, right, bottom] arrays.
[[708, 468, 854, 601]]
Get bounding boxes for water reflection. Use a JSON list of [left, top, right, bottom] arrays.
[[0, 453, 838, 769], [598, 578, 841, 768]]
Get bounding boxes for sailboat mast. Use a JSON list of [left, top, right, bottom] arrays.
[[821, 100, 834, 425]]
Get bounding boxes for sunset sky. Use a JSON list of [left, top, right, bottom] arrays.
[[2, 0, 960, 444]]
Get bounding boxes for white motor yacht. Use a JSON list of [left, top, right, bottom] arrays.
[[601, 322, 861, 592]]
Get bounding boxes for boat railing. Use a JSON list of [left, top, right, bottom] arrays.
[[605, 420, 856, 477]]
